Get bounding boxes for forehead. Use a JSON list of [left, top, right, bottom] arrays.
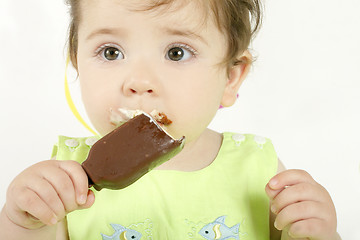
[[78, 0, 214, 33], [121, 0, 206, 12]]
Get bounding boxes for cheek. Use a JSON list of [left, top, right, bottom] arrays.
[[165, 75, 226, 141], [78, 72, 117, 135]]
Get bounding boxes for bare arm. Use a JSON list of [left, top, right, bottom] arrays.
[[0, 209, 70, 240], [0, 160, 94, 240], [56, 218, 69, 240], [0, 206, 57, 239]]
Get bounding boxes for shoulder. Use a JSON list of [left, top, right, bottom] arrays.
[[222, 132, 279, 182], [221, 132, 278, 174], [53, 135, 100, 163], [222, 132, 277, 156]]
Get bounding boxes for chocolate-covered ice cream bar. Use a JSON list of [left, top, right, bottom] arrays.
[[82, 113, 185, 191]]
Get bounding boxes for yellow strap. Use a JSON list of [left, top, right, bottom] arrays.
[[65, 55, 98, 136]]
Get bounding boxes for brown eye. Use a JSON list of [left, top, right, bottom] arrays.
[[167, 47, 185, 61], [103, 47, 123, 61], [166, 45, 194, 62]]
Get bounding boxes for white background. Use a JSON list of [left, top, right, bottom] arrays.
[[0, 0, 359, 239]]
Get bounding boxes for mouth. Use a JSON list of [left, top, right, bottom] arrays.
[[109, 108, 172, 127]]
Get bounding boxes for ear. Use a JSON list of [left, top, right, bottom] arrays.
[[221, 50, 252, 107]]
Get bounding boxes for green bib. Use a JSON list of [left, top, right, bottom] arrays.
[[53, 132, 278, 240]]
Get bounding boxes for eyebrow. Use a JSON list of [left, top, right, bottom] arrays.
[[86, 27, 208, 46], [86, 28, 125, 41], [162, 27, 209, 46]]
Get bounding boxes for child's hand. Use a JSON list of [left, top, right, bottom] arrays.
[[4, 160, 94, 230], [265, 169, 339, 240]]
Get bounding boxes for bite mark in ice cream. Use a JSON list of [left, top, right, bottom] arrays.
[[82, 112, 185, 190], [150, 109, 172, 125], [110, 108, 173, 127]]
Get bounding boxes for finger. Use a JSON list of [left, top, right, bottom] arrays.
[[274, 200, 324, 230], [78, 190, 95, 210], [265, 182, 284, 200], [288, 218, 329, 239], [41, 164, 78, 213], [15, 187, 57, 227], [58, 160, 89, 205], [280, 226, 308, 240], [267, 169, 314, 197], [270, 182, 327, 214], [25, 177, 66, 221]]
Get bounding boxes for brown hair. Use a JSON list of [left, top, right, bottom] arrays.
[[65, 0, 262, 70]]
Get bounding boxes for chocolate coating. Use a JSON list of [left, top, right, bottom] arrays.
[[82, 114, 185, 191]]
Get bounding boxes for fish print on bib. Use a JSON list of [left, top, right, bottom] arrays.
[[199, 216, 240, 240], [101, 224, 142, 240]]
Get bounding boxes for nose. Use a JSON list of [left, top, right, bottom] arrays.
[[122, 66, 158, 96], [124, 81, 154, 95]]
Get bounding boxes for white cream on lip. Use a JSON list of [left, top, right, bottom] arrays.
[[110, 108, 144, 125], [109, 108, 176, 139]]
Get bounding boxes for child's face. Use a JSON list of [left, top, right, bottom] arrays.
[[76, 0, 235, 143]]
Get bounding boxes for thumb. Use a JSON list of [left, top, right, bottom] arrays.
[[78, 190, 95, 210], [281, 229, 309, 240], [265, 182, 284, 200]]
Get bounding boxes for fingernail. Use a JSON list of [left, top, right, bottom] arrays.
[[269, 178, 278, 188], [78, 194, 86, 205], [50, 217, 58, 225], [271, 205, 277, 213], [274, 220, 279, 230]]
